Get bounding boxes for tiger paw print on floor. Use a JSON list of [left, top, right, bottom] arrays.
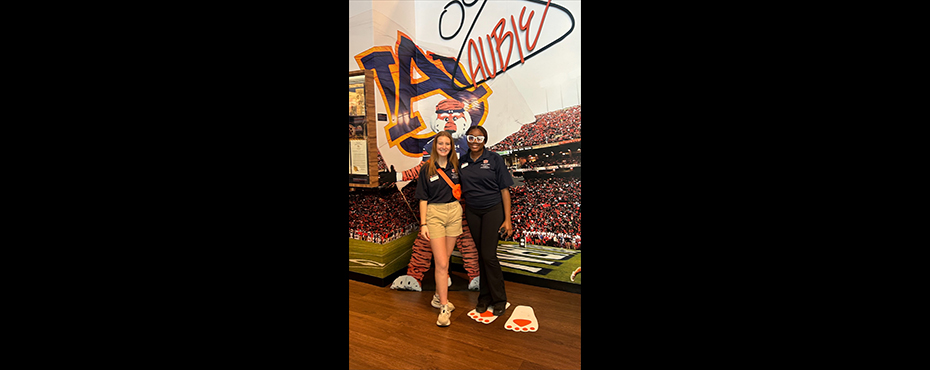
[[467, 302, 510, 324], [504, 305, 538, 333]]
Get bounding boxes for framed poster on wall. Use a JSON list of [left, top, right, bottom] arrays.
[[348, 69, 378, 188]]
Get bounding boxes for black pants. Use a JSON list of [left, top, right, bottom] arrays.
[[464, 202, 507, 307]]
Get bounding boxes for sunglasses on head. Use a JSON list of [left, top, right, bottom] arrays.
[[466, 135, 485, 143]]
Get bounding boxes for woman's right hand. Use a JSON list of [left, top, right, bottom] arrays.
[[419, 225, 430, 241]]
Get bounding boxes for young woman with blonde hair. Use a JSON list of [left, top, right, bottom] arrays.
[[414, 131, 462, 327]]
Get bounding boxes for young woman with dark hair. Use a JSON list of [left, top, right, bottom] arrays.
[[459, 125, 514, 318]]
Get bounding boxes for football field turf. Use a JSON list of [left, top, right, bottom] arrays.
[[350, 235, 581, 285], [452, 241, 581, 285], [348, 232, 417, 279]]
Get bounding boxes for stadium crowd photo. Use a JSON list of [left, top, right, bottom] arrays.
[[490, 105, 580, 151], [348, 183, 419, 244], [508, 176, 581, 249], [352, 105, 583, 250]]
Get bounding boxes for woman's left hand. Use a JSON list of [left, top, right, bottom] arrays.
[[499, 219, 513, 239]]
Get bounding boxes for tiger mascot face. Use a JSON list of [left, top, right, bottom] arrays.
[[429, 99, 471, 140]]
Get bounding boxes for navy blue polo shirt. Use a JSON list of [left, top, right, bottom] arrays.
[[415, 161, 460, 204], [460, 150, 514, 209]]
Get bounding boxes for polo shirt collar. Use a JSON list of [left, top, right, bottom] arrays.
[[465, 149, 490, 164]]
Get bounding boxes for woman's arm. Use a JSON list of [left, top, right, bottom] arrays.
[[419, 199, 430, 241], [500, 188, 513, 238]]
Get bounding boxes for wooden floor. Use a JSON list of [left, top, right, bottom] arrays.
[[349, 272, 581, 369]]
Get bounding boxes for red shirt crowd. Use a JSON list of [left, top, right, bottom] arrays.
[[349, 184, 420, 244], [348, 175, 582, 249], [490, 105, 581, 152], [508, 176, 582, 249]]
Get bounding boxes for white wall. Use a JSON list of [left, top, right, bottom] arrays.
[[348, 1, 373, 71]]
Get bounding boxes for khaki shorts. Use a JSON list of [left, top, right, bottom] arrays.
[[426, 202, 463, 238]]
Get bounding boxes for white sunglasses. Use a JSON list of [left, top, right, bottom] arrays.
[[466, 135, 485, 143]]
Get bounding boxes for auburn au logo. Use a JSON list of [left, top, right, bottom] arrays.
[[355, 31, 492, 158]]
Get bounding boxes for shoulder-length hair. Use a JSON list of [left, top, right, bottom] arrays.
[[427, 131, 460, 178]]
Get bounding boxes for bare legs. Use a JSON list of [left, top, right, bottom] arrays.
[[430, 235, 458, 305]]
